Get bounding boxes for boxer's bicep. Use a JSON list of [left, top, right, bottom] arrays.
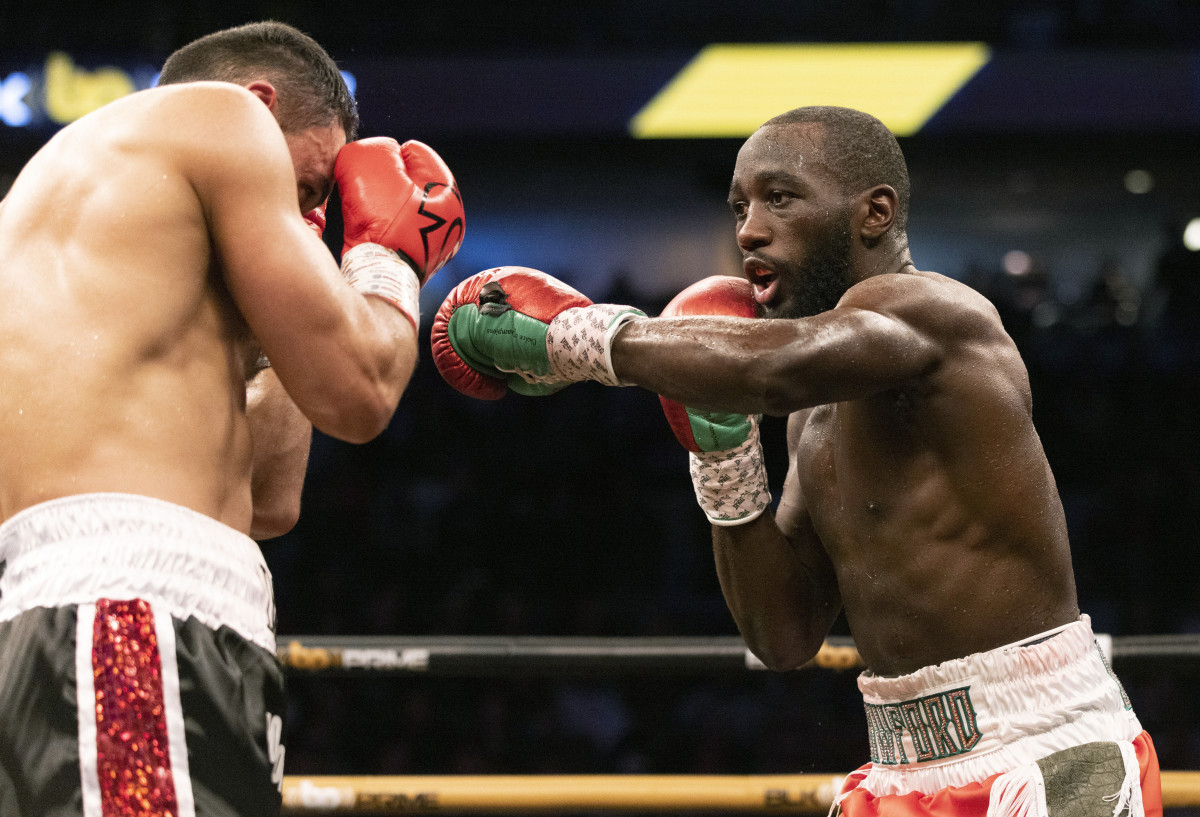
[[172, 88, 410, 442], [163, 86, 344, 342], [182, 94, 342, 322]]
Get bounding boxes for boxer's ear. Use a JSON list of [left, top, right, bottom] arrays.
[[857, 184, 898, 241], [243, 80, 278, 111]]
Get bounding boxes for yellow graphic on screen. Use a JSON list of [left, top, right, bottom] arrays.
[[630, 43, 990, 138], [44, 52, 136, 124]]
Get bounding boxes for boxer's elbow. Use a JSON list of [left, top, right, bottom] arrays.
[[744, 627, 823, 672], [312, 355, 415, 443], [251, 496, 302, 541], [313, 387, 397, 443], [749, 644, 811, 672], [250, 469, 304, 540]]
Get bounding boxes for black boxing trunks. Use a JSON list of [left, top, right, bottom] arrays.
[[0, 493, 284, 817], [833, 616, 1162, 817]]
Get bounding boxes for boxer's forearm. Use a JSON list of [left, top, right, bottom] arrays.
[[612, 306, 940, 417], [611, 315, 793, 415], [246, 367, 312, 540], [712, 514, 840, 671]]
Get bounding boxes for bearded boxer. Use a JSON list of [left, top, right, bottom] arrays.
[[0, 21, 463, 816], [431, 106, 1160, 817]]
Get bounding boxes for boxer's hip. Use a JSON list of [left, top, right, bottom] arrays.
[[0, 492, 275, 651], [854, 615, 1141, 796]]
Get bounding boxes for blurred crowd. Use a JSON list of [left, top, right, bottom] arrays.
[[265, 232, 1200, 791]]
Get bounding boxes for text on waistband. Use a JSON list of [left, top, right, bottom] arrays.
[[865, 686, 981, 765]]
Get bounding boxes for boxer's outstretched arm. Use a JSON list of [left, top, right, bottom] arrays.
[[713, 411, 841, 670], [182, 84, 417, 443], [613, 274, 945, 417], [246, 366, 312, 540]]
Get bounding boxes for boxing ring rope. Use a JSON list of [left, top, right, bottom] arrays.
[[277, 634, 1200, 812], [277, 634, 864, 675], [280, 773, 846, 813], [277, 633, 1200, 676], [281, 772, 1200, 813]]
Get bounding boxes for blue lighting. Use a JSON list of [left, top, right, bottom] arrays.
[[0, 72, 32, 127]]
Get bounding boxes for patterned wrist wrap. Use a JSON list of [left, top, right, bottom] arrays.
[[341, 243, 422, 330], [544, 305, 645, 386], [688, 419, 771, 526]]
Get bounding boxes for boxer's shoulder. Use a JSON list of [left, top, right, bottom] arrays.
[[136, 81, 270, 123], [839, 268, 1012, 365]]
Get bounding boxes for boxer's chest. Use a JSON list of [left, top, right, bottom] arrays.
[[795, 395, 922, 548]]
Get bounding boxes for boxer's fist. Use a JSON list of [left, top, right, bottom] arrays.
[[431, 267, 645, 399], [658, 276, 771, 526], [336, 137, 465, 284], [659, 276, 760, 453]]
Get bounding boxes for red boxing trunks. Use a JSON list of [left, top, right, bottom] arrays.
[[833, 616, 1162, 817], [0, 493, 284, 817]]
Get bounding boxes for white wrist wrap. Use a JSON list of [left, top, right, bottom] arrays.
[[341, 243, 422, 330], [689, 419, 771, 526], [544, 304, 645, 386]]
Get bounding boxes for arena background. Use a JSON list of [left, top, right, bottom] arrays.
[[3, 1, 1200, 810]]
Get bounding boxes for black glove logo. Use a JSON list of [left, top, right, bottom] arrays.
[[478, 282, 512, 316]]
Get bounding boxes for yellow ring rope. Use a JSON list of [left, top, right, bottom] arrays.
[[281, 771, 1200, 812]]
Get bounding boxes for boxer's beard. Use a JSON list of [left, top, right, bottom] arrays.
[[765, 210, 854, 320]]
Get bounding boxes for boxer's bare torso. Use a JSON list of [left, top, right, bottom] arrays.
[[0, 83, 342, 532], [617, 269, 1079, 676], [614, 115, 1080, 676], [779, 270, 1079, 675]]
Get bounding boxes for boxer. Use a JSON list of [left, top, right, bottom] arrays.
[[0, 21, 463, 816], [431, 105, 1160, 816]]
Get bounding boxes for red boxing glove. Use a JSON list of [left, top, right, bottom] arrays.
[[336, 137, 465, 284], [658, 276, 770, 526], [658, 276, 759, 452], [431, 267, 645, 400], [303, 201, 327, 238], [431, 268, 592, 400]]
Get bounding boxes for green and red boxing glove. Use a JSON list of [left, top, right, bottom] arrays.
[[659, 276, 771, 526], [335, 137, 465, 329], [430, 267, 646, 399]]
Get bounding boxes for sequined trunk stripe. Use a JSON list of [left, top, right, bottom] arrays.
[[92, 599, 179, 817]]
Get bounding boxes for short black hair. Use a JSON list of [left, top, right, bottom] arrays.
[[763, 106, 910, 231], [158, 20, 358, 141]]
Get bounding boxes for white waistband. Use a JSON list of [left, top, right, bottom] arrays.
[[0, 493, 275, 652], [855, 616, 1141, 796]]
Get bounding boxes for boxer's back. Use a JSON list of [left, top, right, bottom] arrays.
[[0, 85, 256, 529]]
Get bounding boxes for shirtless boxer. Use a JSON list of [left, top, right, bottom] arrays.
[[430, 106, 1160, 816], [0, 21, 464, 816]]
